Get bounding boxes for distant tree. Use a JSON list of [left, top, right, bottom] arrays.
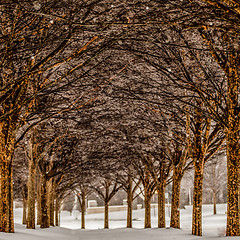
[[203, 154, 227, 215], [92, 176, 122, 229]]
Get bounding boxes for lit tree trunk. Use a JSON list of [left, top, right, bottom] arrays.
[[191, 106, 204, 236], [225, 69, 240, 235], [200, 30, 240, 236], [226, 132, 240, 236], [170, 110, 190, 229], [0, 174, 1, 229], [192, 158, 204, 236], [40, 176, 50, 228], [126, 178, 133, 228], [26, 157, 36, 229], [170, 171, 181, 229], [104, 201, 109, 229], [157, 181, 166, 228], [0, 131, 15, 233], [144, 193, 151, 228]]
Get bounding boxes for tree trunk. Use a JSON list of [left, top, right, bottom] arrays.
[[49, 179, 55, 227], [157, 182, 166, 228], [104, 201, 109, 229], [225, 121, 240, 236], [8, 159, 14, 232], [40, 176, 50, 228], [0, 144, 15, 233], [144, 194, 151, 228], [37, 174, 42, 225], [81, 192, 86, 229], [225, 55, 240, 236], [26, 158, 36, 229], [213, 191, 217, 215], [127, 185, 133, 228], [191, 106, 204, 236], [170, 173, 181, 229], [22, 196, 27, 225], [199, 31, 240, 236], [55, 198, 60, 227], [192, 162, 204, 236]]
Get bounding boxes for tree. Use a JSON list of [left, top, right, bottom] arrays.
[[0, 0, 135, 231], [170, 113, 191, 229], [203, 153, 227, 215], [92, 177, 121, 229], [119, 167, 141, 228]]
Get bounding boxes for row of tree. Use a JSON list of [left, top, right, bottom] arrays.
[[1, 0, 240, 236]]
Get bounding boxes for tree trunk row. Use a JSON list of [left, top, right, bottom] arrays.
[[25, 169, 57, 229]]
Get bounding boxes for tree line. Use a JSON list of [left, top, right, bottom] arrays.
[[1, 0, 240, 237]]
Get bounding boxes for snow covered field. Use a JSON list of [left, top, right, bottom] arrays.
[[0, 204, 239, 240]]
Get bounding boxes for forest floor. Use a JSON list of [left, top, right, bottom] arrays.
[[0, 203, 239, 240]]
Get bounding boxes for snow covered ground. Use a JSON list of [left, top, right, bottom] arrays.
[[0, 204, 239, 240]]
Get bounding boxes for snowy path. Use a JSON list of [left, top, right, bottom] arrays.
[[0, 204, 239, 240]]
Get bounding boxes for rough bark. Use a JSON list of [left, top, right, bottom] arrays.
[[127, 180, 133, 228], [37, 174, 42, 225], [49, 179, 55, 227], [226, 134, 240, 236], [40, 176, 50, 228], [157, 182, 166, 228], [225, 53, 240, 236], [191, 107, 205, 236], [81, 191, 86, 229], [192, 159, 204, 236], [200, 30, 240, 236], [0, 129, 15, 233], [55, 197, 60, 227], [144, 194, 151, 228], [26, 157, 36, 229], [9, 160, 14, 232], [170, 173, 181, 229]]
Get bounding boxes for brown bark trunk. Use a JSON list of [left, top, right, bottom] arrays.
[[191, 106, 204, 236], [127, 184, 133, 228], [225, 55, 240, 236], [40, 176, 50, 228], [144, 194, 151, 228], [0, 159, 10, 232], [22, 196, 27, 225], [0, 146, 14, 233], [225, 128, 240, 235], [157, 182, 166, 228], [192, 162, 204, 236], [26, 158, 36, 229], [213, 191, 217, 215], [104, 201, 109, 229], [49, 179, 54, 227], [170, 173, 181, 229], [55, 198, 60, 227], [81, 192, 86, 229], [37, 174, 42, 225], [8, 159, 14, 232], [199, 32, 240, 236]]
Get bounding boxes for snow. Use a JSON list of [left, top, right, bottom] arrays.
[[0, 204, 239, 240]]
